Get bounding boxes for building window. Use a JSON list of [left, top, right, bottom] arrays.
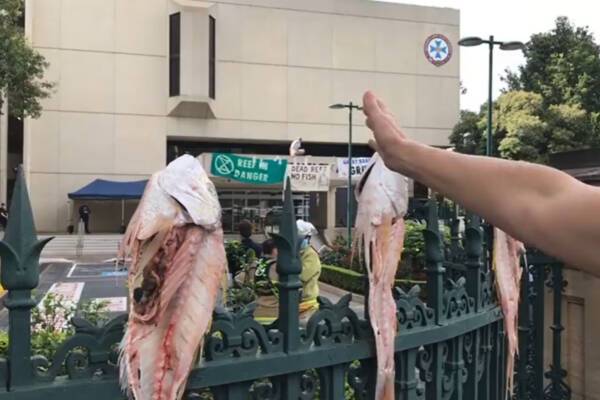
[[169, 13, 181, 97], [209, 16, 216, 99]]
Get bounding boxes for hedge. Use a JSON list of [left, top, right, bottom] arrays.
[[319, 264, 426, 296]]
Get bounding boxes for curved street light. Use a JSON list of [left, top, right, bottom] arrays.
[[459, 36, 525, 156]]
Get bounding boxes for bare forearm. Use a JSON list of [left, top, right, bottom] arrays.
[[394, 140, 576, 241]]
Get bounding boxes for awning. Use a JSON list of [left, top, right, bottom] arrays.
[[68, 179, 148, 200]]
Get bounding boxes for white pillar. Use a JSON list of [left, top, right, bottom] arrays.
[[326, 186, 336, 231]]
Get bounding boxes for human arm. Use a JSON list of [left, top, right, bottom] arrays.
[[363, 90, 600, 277]]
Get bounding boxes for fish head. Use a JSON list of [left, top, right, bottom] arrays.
[[126, 155, 221, 242], [134, 174, 180, 240], [353, 153, 409, 270], [158, 155, 222, 230], [355, 153, 409, 227]]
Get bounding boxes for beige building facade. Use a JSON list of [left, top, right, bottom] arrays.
[[6, 0, 459, 233]]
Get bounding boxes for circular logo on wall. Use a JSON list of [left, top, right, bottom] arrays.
[[424, 34, 452, 66]]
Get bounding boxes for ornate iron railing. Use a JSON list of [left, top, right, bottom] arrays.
[[0, 169, 570, 400]]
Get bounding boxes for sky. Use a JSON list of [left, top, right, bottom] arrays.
[[376, 0, 600, 111]]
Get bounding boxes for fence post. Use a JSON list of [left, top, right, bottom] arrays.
[[271, 179, 302, 399], [464, 213, 483, 400], [543, 263, 571, 400], [532, 258, 546, 399], [516, 252, 531, 400], [422, 198, 445, 400], [0, 167, 52, 390]]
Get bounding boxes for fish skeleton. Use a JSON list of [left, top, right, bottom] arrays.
[[492, 227, 525, 399], [118, 155, 226, 400], [354, 153, 409, 400]]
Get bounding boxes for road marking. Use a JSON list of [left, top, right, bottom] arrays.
[[95, 297, 127, 312], [66, 263, 77, 278], [41, 282, 85, 305], [101, 271, 127, 277]]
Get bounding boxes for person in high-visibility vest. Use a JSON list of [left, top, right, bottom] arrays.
[[296, 220, 322, 321]]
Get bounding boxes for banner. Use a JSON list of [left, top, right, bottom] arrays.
[[286, 162, 331, 192], [210, 153, 287, 184], [336, 157, 371, 179]]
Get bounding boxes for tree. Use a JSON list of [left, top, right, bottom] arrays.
[[452, 17, 600, 163], [504, 16, 600, 113], [0, 0, 53, 119], [448, 110, 485, 155], [466, 90, 597, 164]]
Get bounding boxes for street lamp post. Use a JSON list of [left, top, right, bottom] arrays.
[[458, 36, 525, 156], [330, 102, 363, 248]]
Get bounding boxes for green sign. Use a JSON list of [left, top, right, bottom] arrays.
[[210, 152, 287, 184]]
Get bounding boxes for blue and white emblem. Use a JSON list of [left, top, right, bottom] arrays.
[[424, 34, 452, 66]]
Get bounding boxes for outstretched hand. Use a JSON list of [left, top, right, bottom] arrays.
[[362, 90, 409, 172]]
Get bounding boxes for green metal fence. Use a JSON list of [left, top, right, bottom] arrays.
[[0, 169, 571, 400]]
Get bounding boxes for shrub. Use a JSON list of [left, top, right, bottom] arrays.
[[320, 264, 364, 293], [225, 240, 256, 275], [319, 264, 425, 297], [322, 220, 451, 279]]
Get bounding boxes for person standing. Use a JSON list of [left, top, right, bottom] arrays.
[[238, 219, 262, 258], [79, 204, 91, 234], [253, 239, 280, 325], [296, 220, 322, 321]]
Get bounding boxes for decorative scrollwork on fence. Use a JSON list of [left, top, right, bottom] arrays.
[[443, 277, 475, 319], [394, 285, 435, 331], [299, 370, 319, 400], [300, 294, 368, 348], [205, 303, 283, 361], [480, 270, 494, 309], [32, 313, 127, 381], [347, 360, 372, 400], [417, 345, 433, 384], [248, 377, 281, 400]]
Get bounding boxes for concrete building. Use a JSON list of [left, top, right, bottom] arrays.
[[3, 0, 459, 234]]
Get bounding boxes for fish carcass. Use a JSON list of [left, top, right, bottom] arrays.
[[118, 155, 226, 400], [492, 228, 525, 399], [354, 153, 409, 400]]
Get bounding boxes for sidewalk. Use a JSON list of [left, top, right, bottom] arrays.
[[318, 281, 365, 316]]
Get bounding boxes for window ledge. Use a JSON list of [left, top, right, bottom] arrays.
[[167, 95, 215, 118]]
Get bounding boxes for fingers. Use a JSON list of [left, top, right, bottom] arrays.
[[363, 90, 392, 116], [376, 98, 391, 115], [362, 90, 382, 117]]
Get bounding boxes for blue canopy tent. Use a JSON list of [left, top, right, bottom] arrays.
[[68, 179, 148, 232]]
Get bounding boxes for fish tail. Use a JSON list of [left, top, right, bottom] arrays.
[[506, 352, 515, 400]]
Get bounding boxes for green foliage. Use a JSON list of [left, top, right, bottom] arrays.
[[319, 236, 361, 273], [322, 221, 449, 279], [225, 242, 261, 312], [225, 240, 255, 275], [319, 264, 425, 297], [448, 109, 486, 155], [452, 90, 599, 163], [0, 0, 54, 118], [402, 220, 426, 265], [504, 17, 600, 114], [453, 17, 600, 162], [320, 264, 365, 293]]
